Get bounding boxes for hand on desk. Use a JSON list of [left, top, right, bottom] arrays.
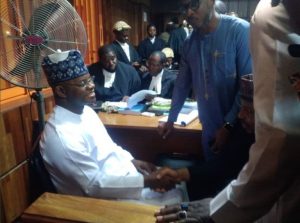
[[154, 198, 214, 223], [158, 121, 174, 139]]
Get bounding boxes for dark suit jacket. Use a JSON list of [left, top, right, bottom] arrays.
[[110, 41, 141, 65], [88, 61, 141, 102], [141, 69, 176, 99], [137, 37, 166, 62]]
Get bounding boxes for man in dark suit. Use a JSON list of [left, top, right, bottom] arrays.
[[88, 44, 141, 102], [141, 51, 176, 99], [110, 21, 146, 73], [137, 24, 166, 65]]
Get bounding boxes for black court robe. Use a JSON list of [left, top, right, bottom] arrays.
[[88, 61, 141, 102], [137, 37, 166, 63], [110, 41, 141, 65], [140, 69, 176, 99], [168, 27, 187, 63]]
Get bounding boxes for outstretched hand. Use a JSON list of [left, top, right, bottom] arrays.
[[144, 170, 176, 192], [132, 159, 157, 175], [156, 167, 190, 183], [154, 198, 214, 223]]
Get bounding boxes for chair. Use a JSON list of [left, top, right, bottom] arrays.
[[28, 135, 56, 202]]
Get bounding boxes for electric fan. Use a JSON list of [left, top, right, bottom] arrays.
[[0, 0, 87, 131]]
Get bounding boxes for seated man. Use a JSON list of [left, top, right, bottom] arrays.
[[40, 49, 185, 205], [141, 51, 177, 99], [156, 74, 255, 200], [88, 44, 141, 102]]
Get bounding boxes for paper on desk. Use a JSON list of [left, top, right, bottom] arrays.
[[102, 101, 128, 109], [127, 90, 157, 108], [159, 109, 198, 126]]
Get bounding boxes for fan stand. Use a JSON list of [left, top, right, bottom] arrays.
[[31, 90, 45, 133]]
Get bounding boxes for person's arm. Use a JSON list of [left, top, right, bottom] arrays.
[[167, 40, 193, 123], [224, 20, 252, 126], [210, 2, 299, 222], [158, 40, 192, 139]]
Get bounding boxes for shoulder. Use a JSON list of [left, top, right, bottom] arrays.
[[141, 72, 151, 80], [118, 61, 137, 73], [110, 41, 121, 49], [251, 0, 289, 33], [88, 62, 101, 71], [163, 69, 177, 80], [83, 106, 98, 117], [140, 38, 149, 44], [220, 14, 250, 32]]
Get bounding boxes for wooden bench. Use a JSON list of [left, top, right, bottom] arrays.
[[21, 192, 159, 223]]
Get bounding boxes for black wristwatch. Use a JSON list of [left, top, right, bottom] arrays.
[[223, 122, 234, 132]]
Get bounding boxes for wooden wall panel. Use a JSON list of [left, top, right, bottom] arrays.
[[0, 162, 29, 223], [0, 94, 55, 223], [101, 0, 149, 47], [74, 0, 104, 64], [0, 115, 16, 175], [1, 109, 27, 175]]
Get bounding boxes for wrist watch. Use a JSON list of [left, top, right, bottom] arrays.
[[223, 122, 234, 132]]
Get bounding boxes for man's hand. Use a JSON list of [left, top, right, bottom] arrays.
[[122, 96, 129, 102], [210, 126, 230, 154], [154, 198, 214, 223], [145, 93, 157, 101], [139, 64, 148, 73], [144, 171, 176, 192], [158, 121, 174, 139], [132, 159, 157, 175], [156, 167, 190, 182]]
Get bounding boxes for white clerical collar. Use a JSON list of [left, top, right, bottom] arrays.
[[102, 69, 116, 88], [149, 69, 163, 94], [116, 40, 130, 61], [149, 36, 155, 44]]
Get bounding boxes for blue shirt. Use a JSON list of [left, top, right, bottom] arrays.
[[168, 15, 252, 160]]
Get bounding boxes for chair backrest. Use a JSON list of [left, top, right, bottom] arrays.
[[28, 135, 56, 202]]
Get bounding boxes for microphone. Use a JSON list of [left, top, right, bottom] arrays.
[[288, 44, 300, 57]]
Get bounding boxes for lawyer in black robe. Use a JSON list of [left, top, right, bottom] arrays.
[[88, 45, 141, 102], [141, 69, 176, 99], [137, 24, 166, 64], [140, 51, 176, 99]]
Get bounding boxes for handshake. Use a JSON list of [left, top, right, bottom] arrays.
[[132, 160, 190, 192]]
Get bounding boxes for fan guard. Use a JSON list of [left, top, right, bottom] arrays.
[[0, 0, 88, 89]]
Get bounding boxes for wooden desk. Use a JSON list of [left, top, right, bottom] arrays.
[[21, 193, 158, 223], [99, 113, 203, 162]]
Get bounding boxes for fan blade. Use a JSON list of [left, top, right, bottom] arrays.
[[27, 2, 60, 35], [9, 46, 38, 76]]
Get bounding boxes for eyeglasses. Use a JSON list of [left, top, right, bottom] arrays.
[[64, 76, 95, 88], [179, 0, 201, 14]]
